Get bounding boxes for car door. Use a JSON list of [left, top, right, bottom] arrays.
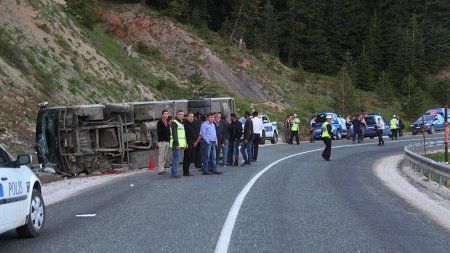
[[261, 116, 272, 136], [434, 115, 444, 129], [0, 148, 28, 230]]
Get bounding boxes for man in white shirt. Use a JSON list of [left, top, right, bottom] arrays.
[[251, 111, 264, 162]]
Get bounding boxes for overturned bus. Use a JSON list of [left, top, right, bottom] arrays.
[[35, 98, 235, 175]]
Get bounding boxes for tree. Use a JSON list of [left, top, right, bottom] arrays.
[[375, 71, 392, 105], [65, 0, 98, 29], [332, 52, 358, 115], [400, 74, 423, 120], [187, 70, 209, 98]]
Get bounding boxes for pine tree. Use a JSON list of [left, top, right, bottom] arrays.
[[65, 0, 98, 29], [332, 51, 357, 115], [375, 71, 392, 105], [400, 74, 423, 120]]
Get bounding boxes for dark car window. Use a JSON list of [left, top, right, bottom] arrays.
[[364, 116, 376, 126], [417, 115, 433, 122], [0, 148, 13, 168]]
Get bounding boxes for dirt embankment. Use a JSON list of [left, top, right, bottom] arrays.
[[98, 8, 271, 101]]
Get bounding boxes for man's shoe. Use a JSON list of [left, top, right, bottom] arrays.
[[183, 173, 194, 176], [240, 163, 247, 167], [212, 171, 223, 175], [158, 171, 166, 175], [203, 172, 213, 175], [171, 175, 181, 179], [233, 163, 238, 166]]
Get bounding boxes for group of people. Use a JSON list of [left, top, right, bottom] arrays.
[[284, 114, 301, 145], [156, 110, 264, 178]]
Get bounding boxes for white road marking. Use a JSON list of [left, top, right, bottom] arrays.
[[214, 137, 443, 253], [76, 214, 97, 217]]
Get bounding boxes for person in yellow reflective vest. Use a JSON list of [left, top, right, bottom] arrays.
[[289, 114, 300, 145], [170, 110, 187, 178], [322, 115, 333, 161], [390, 115, 399, 140]]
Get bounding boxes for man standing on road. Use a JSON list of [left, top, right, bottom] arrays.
[[228, 113, 242, 166], [390, 115, 399, 140], [157, 110, 170, 175], [170, 110, 187, 178], [241, 111, 253, 166], [182, 112, 195, 176], [214, 112, 224, 165], [200, 113, 223, 175], [398, 116, 405, 137], [345, 115, 352, 140], [322, 115, 333, 161], [284, 114, 292, 143], [309, 116, 316, 143], [376, 117, 385, 146], [352, 114, 361, 144], [192, 112, 202, 169], [220, 114, 231, 167], [289, 114, 300, 145], [251, 111, 263, 162]]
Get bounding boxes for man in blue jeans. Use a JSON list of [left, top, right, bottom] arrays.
[[241, 111, 253, 166], [200, 113, 223, 175], [170, 110, 187, 178], [228, 113, 242, 166]]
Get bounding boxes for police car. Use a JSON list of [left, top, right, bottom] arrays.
[[0, 145, 45, 237], [312, 112, 348, 140]]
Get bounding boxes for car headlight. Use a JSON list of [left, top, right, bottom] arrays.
[[410, 124, 414, 127], [424, 123, 430, 126]]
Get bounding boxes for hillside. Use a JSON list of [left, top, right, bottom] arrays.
[[0, 0, 444, 156]]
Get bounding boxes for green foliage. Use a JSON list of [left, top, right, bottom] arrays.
[[0, 25, 27, 69], [65, 0, 99, 29], [187, 70, 209, 98], [55, 34, 71, 52], [400, 75, 423, 120], [136, 41, 161, 59]]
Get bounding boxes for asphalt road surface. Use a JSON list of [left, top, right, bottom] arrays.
[[1, 134, 450, 253]]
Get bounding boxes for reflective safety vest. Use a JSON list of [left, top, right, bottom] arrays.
[[390, 118, 398, 129], [169, 120, 187, 148], [322, 122, 331, 138], [291, 120, 299, 131]]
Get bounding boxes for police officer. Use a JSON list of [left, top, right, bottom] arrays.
[[390, 115, 399, 140], [170, 110, 187, 178], [322, 115, 333, 161], [289, 114, 300, 145]]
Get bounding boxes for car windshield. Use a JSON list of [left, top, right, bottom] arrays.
[[314, 114, 328, 124], [364, 117, 376, 125], [417, 115, 433, 122]]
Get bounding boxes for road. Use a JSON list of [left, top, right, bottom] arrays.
[[1, 135, 450, 252]]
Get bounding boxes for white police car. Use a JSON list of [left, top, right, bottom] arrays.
[[0, 145, 45, 237]]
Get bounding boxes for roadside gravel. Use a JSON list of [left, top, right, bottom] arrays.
[[42, 169, 148, 206]]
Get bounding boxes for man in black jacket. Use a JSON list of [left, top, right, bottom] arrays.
[[182, 112, 195, 176], [220, 115, 231, 167], [192, 112, 202, 168], [240, 111, 253, 166], [157, 110, 170, 175], [228, 113, 242, 166]]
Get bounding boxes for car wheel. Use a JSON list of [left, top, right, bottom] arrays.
[[412, 131, 416, 135], [16, 189, 45, 238], [260, 131, 266, 145], [271, 131, 278, 144], [429, 125, 435, 134], [335, 130, 341, 140]]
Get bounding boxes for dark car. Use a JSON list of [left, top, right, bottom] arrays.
[[411, 113, 445, 135]]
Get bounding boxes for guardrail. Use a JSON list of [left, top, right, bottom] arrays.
[[404, 140, 450, 186]]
